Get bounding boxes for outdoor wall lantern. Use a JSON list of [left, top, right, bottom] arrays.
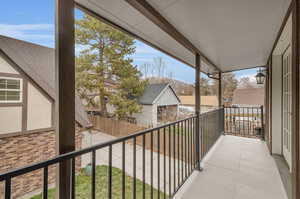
[[255, 68, 266, 85]]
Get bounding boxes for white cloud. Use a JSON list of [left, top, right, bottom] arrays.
[[0, 24, 53, 31], [0, 24, 54, 45]]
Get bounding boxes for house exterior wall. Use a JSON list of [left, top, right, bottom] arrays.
[[27, 82, 52, 130], [0, 106, 22, 134], [0, 128, 83, 198], [272, 55, 283, 154], [0, 56, 19, 74], [0, 56, 24, 136], [133, 105, 156, 127], [0, 54, 54, 137], [134, 86, 180, 127], [155, 87, 180, 106]]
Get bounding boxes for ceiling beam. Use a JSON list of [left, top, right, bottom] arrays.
[[125, 0, 222, 72], [221, 65, 266, 74]]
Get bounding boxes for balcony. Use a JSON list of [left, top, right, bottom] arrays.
[[174, 135, 287, 199], [0, 107, 289, 199]]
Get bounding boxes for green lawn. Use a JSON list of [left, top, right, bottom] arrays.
[[30, 165, 166, 199]]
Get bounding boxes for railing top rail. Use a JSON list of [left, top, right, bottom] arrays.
[[224, 106, 263, 108], [0, 115, 198, 181], [199, 107, 224, 116]]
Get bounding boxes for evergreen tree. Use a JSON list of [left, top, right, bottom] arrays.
[[75, 14, 147, 119]]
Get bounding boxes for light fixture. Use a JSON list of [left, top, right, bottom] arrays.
[[255, 68, 266, 85]]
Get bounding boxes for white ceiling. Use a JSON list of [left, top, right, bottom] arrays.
[[76, 0, 291, 73]]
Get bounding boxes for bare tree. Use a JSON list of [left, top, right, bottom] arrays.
[[153, 57, 166, 79], [139, 62, 151, 78], [239, 77, 255, 88]]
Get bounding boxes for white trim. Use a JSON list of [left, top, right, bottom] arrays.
[[0, 76, 23, 103]]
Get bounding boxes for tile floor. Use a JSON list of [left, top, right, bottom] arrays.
[[174, 135, 288, 199]]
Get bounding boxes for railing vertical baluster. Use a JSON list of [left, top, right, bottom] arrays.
[[5, 178, 11, 199], [151, 131, 154, 199], [204, 115, 206, 156], [108, 145, 112, 199], [247, 107, 250, 136], [157, 130, 160, 199], [192, 117, 195, 168], [133, 137, 136, 199], [187, 119, 190, 175], [189, 118, 193, 173], [238, 107, 241, 136], [142, 135, 146, 199], [71, 157, 75, 199], [43, 167, 48, 199], [227, 107, 229, 133], [203, 115, 206, 157], [196, 116, 198, 167], [260, 105, 264, 139], [122, 141, 126, 199], [92, 151, 96, 199], [163, 127, 166, 199], [177, 122, 180, 186], [173, 124, 176, 192], [169, 125, 171, 197], [243, 107, 245, 136], [252, 107, 254, 135], [233, 107, 235, 134], [181, 121, 184, 182], [200, 115, 202, 159], [195, 117, 198, 167], [184, 119, 187, 179], [225, 107, 227, 133]]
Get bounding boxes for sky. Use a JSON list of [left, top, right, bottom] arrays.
[[0, 0, 257, 84]]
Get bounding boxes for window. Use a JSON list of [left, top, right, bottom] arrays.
[[0, 77, 22, 103]]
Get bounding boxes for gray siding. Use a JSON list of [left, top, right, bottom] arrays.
[[155, 87, 180, 106], [133, 105, 156, 127]]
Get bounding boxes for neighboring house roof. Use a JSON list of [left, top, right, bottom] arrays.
[[232, 87, 264, 106], [0, 35, 91, 128], [139, 83, 180, 105], [179, 96, 218, 106]]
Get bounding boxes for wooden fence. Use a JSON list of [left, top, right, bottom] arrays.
[[89, 115, 146, 137]]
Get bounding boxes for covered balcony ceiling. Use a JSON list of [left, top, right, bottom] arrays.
[[76, 0, 291, 74]]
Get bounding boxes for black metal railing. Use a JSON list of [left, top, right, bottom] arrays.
[[224, 106, 263, 138], [0, 108, 225, 199], [200, 108, 224, 158]]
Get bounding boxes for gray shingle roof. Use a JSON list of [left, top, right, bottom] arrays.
[[0, 35, 91, 128], [139, 83, 179, 105]]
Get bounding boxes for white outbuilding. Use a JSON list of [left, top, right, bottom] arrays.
[[133, 83, 181, 127]]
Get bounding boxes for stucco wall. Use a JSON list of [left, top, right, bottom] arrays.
[[272, 55, 283, 155], [0, 107, 22, 134], [27, 82, 52, 130], [0, 56, 23, 134], [0, 56, 19, 74]]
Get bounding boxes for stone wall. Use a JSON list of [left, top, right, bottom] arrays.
[[0, 127, 84, 198]]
